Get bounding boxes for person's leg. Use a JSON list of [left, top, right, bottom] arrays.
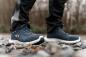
[[11, 0, 45, 45], [11, 0, 36, 31], [46, 0, 81, 44]]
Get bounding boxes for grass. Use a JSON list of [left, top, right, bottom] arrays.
[[30, 24, 47, 34], [0, 24, 86, 34], [0, 25, 9, 33]]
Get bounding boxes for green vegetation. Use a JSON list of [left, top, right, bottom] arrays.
[[30, 24, 47, 34], [0, 25, 9, 33]]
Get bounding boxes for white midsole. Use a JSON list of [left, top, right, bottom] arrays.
[[44, 36, 81, 44], [9, 36, 44, 45], [9, 36, 81, 45]]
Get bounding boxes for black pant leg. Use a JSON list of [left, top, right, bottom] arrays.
[[47, 0, 67, 33], [11, 0, 36, 31]]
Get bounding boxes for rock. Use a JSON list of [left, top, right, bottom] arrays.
[[45, 42, 75, 57], [80, 40, 86, 49], [74, 49, 86, 57], [59, 45, 74, 57], [0, 47, 7, 54], [0, 35, 10, 46], [16, 50, 50, 57], [45, 41, 60, 55], [36, 50, 50, 57], [0, 54, 12, 57]]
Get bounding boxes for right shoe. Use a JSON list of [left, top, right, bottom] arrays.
[[11, 24, 45, 45], [47, 28, 81, 44], [46, 0, 81, 45]]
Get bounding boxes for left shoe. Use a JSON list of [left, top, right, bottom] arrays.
[[11, 24, 45, 45]]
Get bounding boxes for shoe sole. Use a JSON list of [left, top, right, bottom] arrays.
[[9, 36, 45, 45], [44, 36, 81, 44], [9, 36, 81, 46]]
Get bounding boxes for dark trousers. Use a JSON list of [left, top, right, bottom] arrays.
[[11, 0, 67, 33]]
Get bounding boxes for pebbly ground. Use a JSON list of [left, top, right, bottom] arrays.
[[0, 34, 86, 57]]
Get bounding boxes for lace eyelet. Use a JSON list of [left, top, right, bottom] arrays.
[[15, 34, 20, 38]]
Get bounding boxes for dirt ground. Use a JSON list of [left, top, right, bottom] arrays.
[[0, 34, 86, 57]]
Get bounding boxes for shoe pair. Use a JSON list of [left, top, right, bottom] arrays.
[[11, 25, 80, 45]]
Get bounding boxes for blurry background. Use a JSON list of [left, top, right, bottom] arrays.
[[0, 0, 86, 34]]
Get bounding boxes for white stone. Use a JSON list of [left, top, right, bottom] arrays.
[[74, 49, 86, 57], [0, 54, 11, 57], [36, 50, 50, 57]]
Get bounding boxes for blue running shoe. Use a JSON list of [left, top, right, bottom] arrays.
[[11, 25, 45, 45], [47, 28, 81, 44]]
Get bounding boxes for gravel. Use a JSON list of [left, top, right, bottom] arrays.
[[0, 34, 86, 57]]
